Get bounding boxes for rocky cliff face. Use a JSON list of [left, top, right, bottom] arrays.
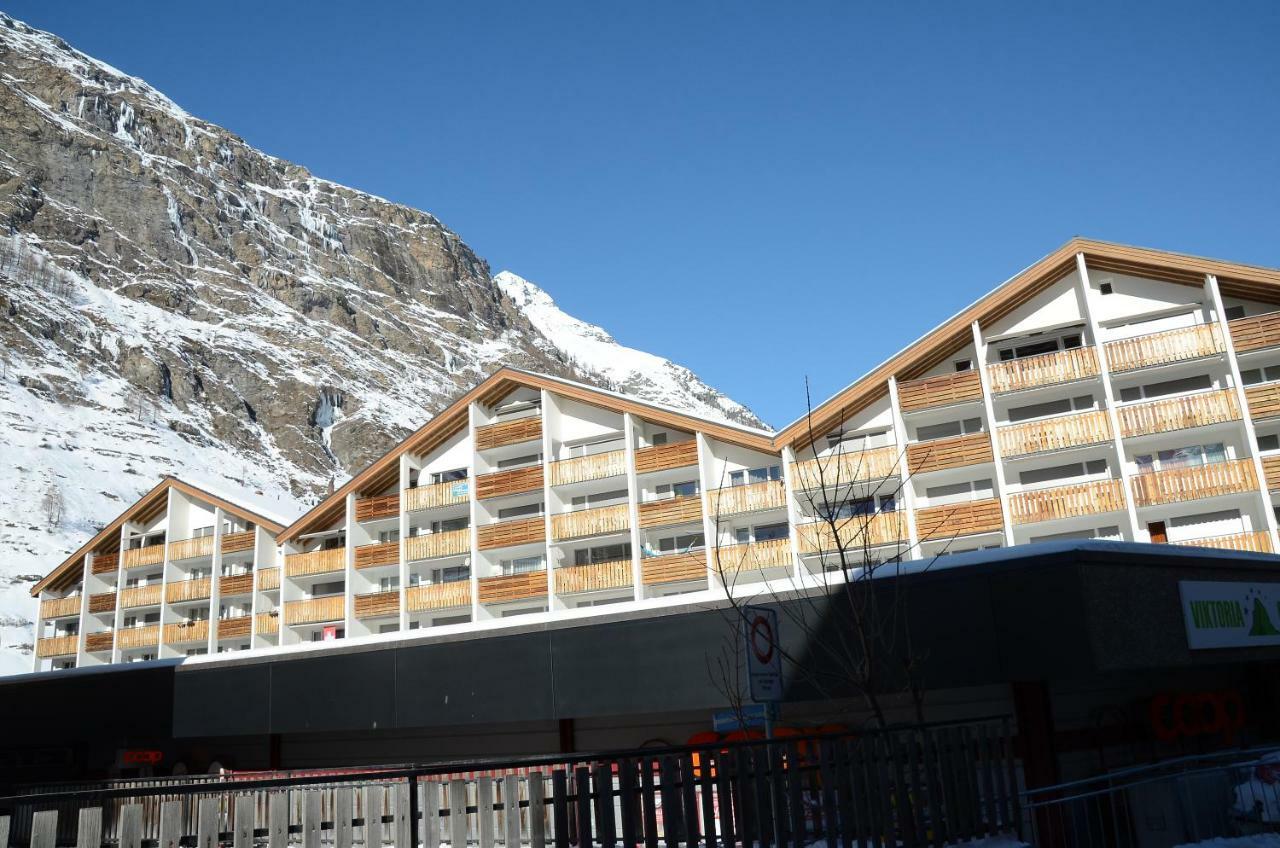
[[0, 14, 763, 674]]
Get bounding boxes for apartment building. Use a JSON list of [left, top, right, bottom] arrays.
[[30, 238, 1280, 670]]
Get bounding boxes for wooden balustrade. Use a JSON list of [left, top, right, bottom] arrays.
[[1245, 383, 1280, 422], [221, 531, 255, 554], [791, 446, 901, 491], [1264, 455, 1280, 491], [84, 631, 114, 653], [355, 493, 400, 522], [116, 625, 160, 650], [88, 592, 116, 614], [986, 346, 1101, 394], [1130, 458, 1258, 508], [1229, 311, 1280, 353], [475, 416, 542, 450], [638, 496, 704, 529], [354, 591, 401, 619], [285, 596, 345, 625], [405, 528, 471, 560], [257, 567, 280, 591], [407, 581, 472, 612], [707, 480, 787, 518], [998, 410, 1113, 458], [119, 584, 162, 608], [713, 538, 793, 574], [641, 551, 707, 586], [475, 465, 544, 500], [217, 616, 252, 640], [165, 577, 211, 604], [795, 512, 907, 554], [405, 479, 469, 512], [554, 560, 633, 594], [634, 440, 699, 474], [915, 498, 1004, 541], [219, 573, 254, 596], [1007, 479, 1126, 526], [1179, 531, 1275, 554], [1117, 389, 1240, 438], [477, 517, 545, 550], [36, 635, 79, 658], [284, 548, 346, 578], [90, 551, 119, 575], [122, 543, 165, 569], [897, 369, 984, 413], [167, 535, 213, 561], [256, 613, 279, 635], [478, 571, 548, 604], [1104, 323, 1224, 373], [39, 595, 81, 619], [164, 620, 209, 645], [551, 504, 630, 541], [354, 541, 399, 569], [549, 450, 627, 487], [906, 432, 994, 476]]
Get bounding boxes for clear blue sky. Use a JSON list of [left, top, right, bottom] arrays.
[[6, 2, 1279, 427]]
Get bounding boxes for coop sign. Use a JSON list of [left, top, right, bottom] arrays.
[[1180, 581, 1280, 650]]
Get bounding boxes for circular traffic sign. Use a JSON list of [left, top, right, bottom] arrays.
[[750, 614, 774, 665]]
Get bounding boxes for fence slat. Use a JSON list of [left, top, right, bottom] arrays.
[[449, 780, 467, 848], [234, 796, 255, 848], [715, 751, 735, 848], [367, 786, 385, 848], [768, 742, 789, 848], [423, 782, 441, 848], [158, 801, 181, 848], [395, 782, 412, 848], [750, 746, 773, 848], [302, 791, 321, 848], [334, 788, 353, 848], [592, 765, 617, 848], [0, 815, 10, 848], [617, 760, 639, 848], [119, 804, 143, 848], [268, 792, 289, 848], [573, 767, 593, 848], [76, 807, 102, 848], [734, 747, 756, 848], [1002, 718, 1021, 831], [819, 741, 838, 848], [638, 760, 658, 848], [979, 724, 999, 836], [904, 732, 926, 846], [196, 799, 220, 848], [873, 736, 895, 848], [921, 730, 948, 848], [31, 810, 57, 848], [528, 772, 546, 848], [502, 776, 521, 848], [658, 758, 680, 847], [477, 778, 495, 848], [677, 756, 698, 848], [785, 743, 805, 848], [550, 771, 569, 848], [698, 750, 717, 848]]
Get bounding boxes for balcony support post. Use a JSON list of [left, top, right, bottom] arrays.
[[887, 377, 921, 556], [972, 321, 1016, 546], [695, 432, 720, 588], [343, 490, 357, 637], [74, 552, 92, 667], [623, 413, 645, 601], [540, 389, 559, 610], [111, 522, 129, 663], [398, 454, 411, 632], [157, 487, 178, 659], [467, 401, 484, 623], [780, 444, 807, 584], [207, 507, 224, 655]]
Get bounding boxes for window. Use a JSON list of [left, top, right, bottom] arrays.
[[1100, 282, 1114, 295], [379, 576, 400, 592], [185, 648, 208, 656], [320, 535, 346, 550], [431, 565, 470, 584], [656, 480, 700, 499], [378, 529, 400, 544], [497, 453, 542, 470], [1241, 365, 1280, 386], [433, 614, 472, 626], [501, 607, 548, 617], [998, 339, 1058, 362], [954, 359, 972, 372], [1134, 443, 1227, 474], [191, 525, 214, 539], [833, 494, 896, 517], [1118, 374, 1213, 403], [566, 436, 625, 458], [498, 502, 543, 520], [651, 432, 669, 446], [1226, 305, 1246, 320], [501, 555, 545, 575], [1029, 526, 1121, 543], [728, 465, 781, 486], [578, 596, 629, 608], [311, 580, 345, 597], [917, 418, 983, 442], [571, 489, 628, 511], [924, 479, 993, 506], [431, 468, 468, 483], [1062, 334, 1083, 349], [310, 628, 346, 641], [826, 428, 891, 452], [753, 522, 790, 542], [574, 542, 631, 565], [1007, 395, 1094, 423], [655, 532, 705, 554], [1018, 459, 1107, 488], [379, 623, 400, 634], [1259, 434, 1280, 453]]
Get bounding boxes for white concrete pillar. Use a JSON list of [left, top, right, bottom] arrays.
[[971, 321, 1016, 546], [467, 401, 484, 623], [398, 453, 411, 632], [207, 507, 224, 654], [622, 413, 645, 601], [887, 377, 921, 557]]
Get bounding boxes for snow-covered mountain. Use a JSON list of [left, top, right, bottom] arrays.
[[0, 14, 763, 675]]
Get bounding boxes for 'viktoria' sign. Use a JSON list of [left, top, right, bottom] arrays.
[[1180, 581, 1280, 650]]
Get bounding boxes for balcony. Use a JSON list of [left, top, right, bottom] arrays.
[[997, 410, 1113, 458], [84, 631, 113, 653], [986, 347, 1100, 394], [405, 479, 469, 512], [285, 596, 345, 626], [1104, 323, 1224, 373], [284, 548, 345, 578], [906, 432, 994, 476], [217, 616, 252, 640], [475, 416, 542, 451], [219, 573, 254, 596], [221, 530, 255, 554], [1117, 389, 1240, 438], [1228, 310, 1280, 354], [1264, 455, 1280, 491], [354, 541, 399, 570], [477, 516, 546, 551], [713, 538, 793, 575], [88, 592, 116, 614], [257, 567, 280, 591], [475, 465, 544, 500], [165, 577, 211, 604], [477, 570, 547, 604], [1245, 383, 1280, 422], [635, 440, 699, 474], [795, 512, 907, 554], [407, 581, 471, 612], [549, 450, 627, 487], [405, 528, 470, 561], [915, 498, 1004, 542], [897, 370, 984, 413], [355, 493, 399, 522], [256, 612, 279, 635], [119, 584, 162, 609], [354, 590, 400, 619], [168, 535, 213, 562], [122, 543, 165, 569], [706, 480, 787, 518], [90, 551, 119, 575], [638, 496, 703, 529], [39, 595, 81, 620], [551, 504, 630, 542], [164, 620, 209, 645], [116, 625, 160, 650], [641, 551, 707, 586], [554, 560, 633, 595], [36, 635, 78, 658], [1130, 458, 1258, 508], [791, 446, 900, 491], [1179, 531, 1274, 554], [1007, 479, 1126, 526]]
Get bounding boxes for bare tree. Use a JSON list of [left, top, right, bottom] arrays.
[[41, 481, 65, 527]]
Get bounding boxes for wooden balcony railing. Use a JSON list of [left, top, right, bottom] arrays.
[[404, 479, 469, 512], [906, 432, 994, 476], [39, 595, 81, 620], [285, 596, 345, 626], [122, 543, 165, 569], [1228, 311, 1280, 354], [1245, 383, 1280, 422], [119, 584, 162, 609], [791, 446, 900, 491], [477, 517, 545, 551], [219, 573, 254, 596], [167, 535, 213, 562], [284, 548, 346, 578], [1179, 531, 1274, 554], [36, 635, 79, 658], [164, 620, 210, 645], [354, 541, 399, 570], [1130, 458, 1259, 508], [116, 625, 160, 650], [354, 591, 401, 619], [997, 410, 1113, 458], [549, 450, 627, 487], [256, 613, 279, 635], [707, 480, 787, 518], [90, 551, 119, 575], [84, 631, 114, 653], [477, 571, 548, 604], [88, 592, 116, 614], [475, 416, 542, 451], [713, 538, 793, 575], [355, 493, 400, 522], [915, 498, 1004, 541], [986, 346, 1100, 394], [1264, 455, 1280, 491], [641, 552, 707, 586], [638, 496, 703, 529], [407, 581, 471, 612], [217, 616, 252, 640], [1104, 323, 1224, 373], [165, 577, 211, 604], [1007, 479, 1126, 526], [221, 531, 255, 554], [475, 465, 544, 500], [257, 567, 280, 591], [405, 529, 470, 561], [1117, 389, 1240, 438], [554, 560, 633, 595], [897, 370, 983, 413], [634, 440, 699, 474], [795, 512, 907, 554], [551, 504, 630, 541]]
